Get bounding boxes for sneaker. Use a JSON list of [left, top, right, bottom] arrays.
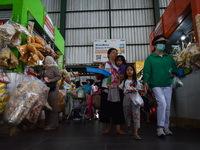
[[157, 128, 165, 137], [164, 128, 173, 135], [134, 135, 142, 140], [73, 118, 81, 121]]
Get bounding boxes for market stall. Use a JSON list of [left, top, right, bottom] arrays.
[[0, 0, 65, 135], [149, 0, 200, 129]]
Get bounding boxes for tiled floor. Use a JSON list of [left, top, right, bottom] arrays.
[[1, 119, 200, 150]]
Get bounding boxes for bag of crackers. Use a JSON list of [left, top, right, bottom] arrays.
[[3, 74, 49, 125]]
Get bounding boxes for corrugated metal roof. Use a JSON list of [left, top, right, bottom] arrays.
[[66, 11, 109, 28], [48, 13, 60, 29], [126, 45, 151, 62], [41, 0, 172, 65], [65, 47, 93, 64], [41, 0, 61, 12], [67, 0, 109, 11], [159, 0, 172, 7], [65, 28, 110, 45], [159, 9, 166, 17], [110, 0, 153, 9], [111, 10, 154, 26], [0, 10, 12, 20], [111, 27, 154, 44]]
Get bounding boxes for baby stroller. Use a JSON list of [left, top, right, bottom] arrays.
[[66, 88, 88, 124]]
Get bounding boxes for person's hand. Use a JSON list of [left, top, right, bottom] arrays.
[[119, 74, 124, 81], [133, 89, 138, 92], [44, 77, 51, 83], [143, 82, 149, 93], [172, 73, 178, 77]]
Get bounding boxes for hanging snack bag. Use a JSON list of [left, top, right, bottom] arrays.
[[4, 74, 49, 125], [0, 82, 8, 114]]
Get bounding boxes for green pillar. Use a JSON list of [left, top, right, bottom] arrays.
[[60, 0, 66, 40], [153, 0, 160, 25]]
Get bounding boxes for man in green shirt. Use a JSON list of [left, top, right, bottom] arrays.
[[143, 35, 178, 137]]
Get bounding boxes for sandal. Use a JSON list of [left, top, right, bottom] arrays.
[[44, 126, 56, 131], [102, 129, 110, 134], [116, 130, 126, 135]]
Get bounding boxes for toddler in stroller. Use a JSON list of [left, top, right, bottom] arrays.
[[66, 87, 88, 124]]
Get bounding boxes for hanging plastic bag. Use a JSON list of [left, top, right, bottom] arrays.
[[172, 77, 184, 88], [0, 72, 10, 83], [131, 92, 144, 106], [4, 74, 49, 125]]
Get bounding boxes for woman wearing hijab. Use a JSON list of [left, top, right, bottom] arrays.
[[43, 56, 62, 130]]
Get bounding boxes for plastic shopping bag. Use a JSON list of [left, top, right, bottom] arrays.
[[172, 77, 184, 88], [131, 92, 144, 106], [0, 72, 10, 83]]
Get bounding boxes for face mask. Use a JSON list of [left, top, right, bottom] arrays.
[[156, 44, 165, 51]]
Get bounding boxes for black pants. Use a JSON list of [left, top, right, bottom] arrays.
[[99, 89, 125, 125], [142, 96, 150, 113]]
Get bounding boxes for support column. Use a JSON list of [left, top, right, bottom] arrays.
[[60, 0, 66, 40], [153, 0, 160, 25], [60, 0, 66, 69]]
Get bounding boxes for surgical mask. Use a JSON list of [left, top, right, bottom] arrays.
[[156, 44, 165, 51]]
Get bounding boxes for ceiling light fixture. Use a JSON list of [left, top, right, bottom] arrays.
[[181, 33, 186, 41]]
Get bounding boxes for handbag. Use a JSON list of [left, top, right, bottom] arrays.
[[172, 76, 184, 88], [46, 82, 57, 91], [43, 69, 56, 91], [131, 92, 144, 106], [92, 92, 101, 109]]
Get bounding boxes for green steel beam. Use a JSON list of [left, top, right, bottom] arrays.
[[60, 0, 66, 40], [153, 0, 160, 25]]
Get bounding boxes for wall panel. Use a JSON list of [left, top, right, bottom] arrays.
[[110, 0, 153, 9], [66, 11, 109, 28], [65, 28, 110, 45], [41, 0, 61, 11], [67, 0, 109, 11]]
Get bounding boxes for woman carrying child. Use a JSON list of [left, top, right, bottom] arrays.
[[119, 65, 142, 140], [99, 48, 125, 134]]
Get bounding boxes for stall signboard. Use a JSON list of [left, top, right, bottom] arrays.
[[93, 39, 126, 62], [44, 12, 54, 41]]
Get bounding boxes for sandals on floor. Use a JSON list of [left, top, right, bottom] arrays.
[[116, 130, 126, 135], [44, 126, 56, 131]]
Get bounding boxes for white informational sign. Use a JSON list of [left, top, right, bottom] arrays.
[[93, 39, 126, 62], [44, 12, 54, 40]]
